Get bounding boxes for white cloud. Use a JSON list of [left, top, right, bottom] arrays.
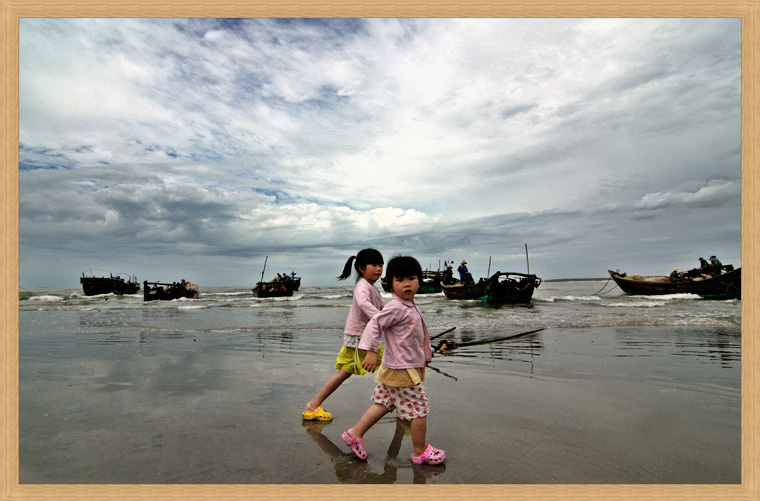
[[18, 18, 741, 286]]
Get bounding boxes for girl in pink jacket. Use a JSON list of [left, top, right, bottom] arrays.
[[341, 255, 446, 466], [302, 249, 385, 421]]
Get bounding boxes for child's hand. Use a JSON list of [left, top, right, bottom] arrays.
[[362, 350, 378, 372]]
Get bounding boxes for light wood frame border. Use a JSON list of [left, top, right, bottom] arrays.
[[1, 2, 757, 500]]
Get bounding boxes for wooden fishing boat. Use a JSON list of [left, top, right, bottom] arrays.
[[419, 270, 443, 294], [143, 280, 200, 301], [252, 279, 296, 298], [608, 268, 741, 299], [441, 272, 499, 300], [487, 272, 542, 304], [80, 272, 140, 296], [252, 256, 299, 298]]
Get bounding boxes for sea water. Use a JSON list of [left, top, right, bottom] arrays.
[[17, 280, 741, 484], [18, 279, 741, 337]]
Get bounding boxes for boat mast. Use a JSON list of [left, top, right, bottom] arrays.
[[260, 256, 268, 283], [525, 244, 530, 275], [487, 256, 492, 276]]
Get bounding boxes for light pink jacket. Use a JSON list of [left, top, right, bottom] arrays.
[[358, 294, 433, 369], [343, 278, 385, 336]]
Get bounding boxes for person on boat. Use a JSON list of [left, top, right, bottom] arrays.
[[699, 257, 712, 275], [442, 263, 455, 285], [669, 268, 683, 283], [341, 255, 445, 466], [302, 248, 386, 422], [709, 255, 723, 276], [457, 260, 469, 282]]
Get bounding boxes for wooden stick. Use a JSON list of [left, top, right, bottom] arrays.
[[430, 326, 456, 341], [435, 327, 545, 353]]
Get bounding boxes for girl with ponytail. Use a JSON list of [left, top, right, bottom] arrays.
[[302, 248, 386, 421]]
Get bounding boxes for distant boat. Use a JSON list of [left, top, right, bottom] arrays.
[[381, 269, 443, 295], [608, 267, 741, 300], [252, 256, 300, 298], [143, 280, 200, 301], [441, 272, 499, 300], [80, 272, 140, 296], [252, 278, 297, 298], [487, 272, 542, 304]]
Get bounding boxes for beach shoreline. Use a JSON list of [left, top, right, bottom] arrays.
[[19, 323, 740, 484]]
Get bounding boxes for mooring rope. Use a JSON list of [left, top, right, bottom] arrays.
[[592, 276, 618, 296]]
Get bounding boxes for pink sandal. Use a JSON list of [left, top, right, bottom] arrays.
[[341, 431, 367, 460], [411, 444, 446, 465]]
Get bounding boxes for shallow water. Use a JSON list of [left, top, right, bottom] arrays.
[[18, 281, 740, 483]]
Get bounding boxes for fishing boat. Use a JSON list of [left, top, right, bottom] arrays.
[[441, 272, 500, 300], [252, 279, 297, 298], [252, 257, 299, 298], [143, 280, 200, 301], [80, 272, 140, 296], [419, 270, 443, 294], [487, 272, 542, 304], [488, 271, 542, 304], [608, 268, 741, 299]]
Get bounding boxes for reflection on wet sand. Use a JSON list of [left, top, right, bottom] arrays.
[[303, 419, 445, 484]]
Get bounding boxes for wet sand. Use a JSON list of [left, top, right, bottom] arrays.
[[19, 325, 740, 484]]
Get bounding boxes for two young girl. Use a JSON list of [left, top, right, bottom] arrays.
[[303, 251, 446, 466], [342, 255, 446, 466], [302, 248, 386, 422]]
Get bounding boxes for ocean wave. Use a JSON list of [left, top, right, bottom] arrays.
[[604, 301, 668, 308], [25, 295, 64, 302], [535, 295, 602, 303]]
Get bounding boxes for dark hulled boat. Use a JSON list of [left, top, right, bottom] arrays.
[[252, 256, 300, 298], [143, 280, 200, 301], [487, 272, 542, 304], [608, 268, 741, 299], [441, 272, 499, 300], [80, 272, 140, 296], [252, 278, 297, 298]]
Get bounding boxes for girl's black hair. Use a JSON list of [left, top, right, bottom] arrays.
[[383, 255, 423, 285], [337, 248, 384, 281]]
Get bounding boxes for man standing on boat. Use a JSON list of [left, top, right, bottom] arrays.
[[457, 260, 468, 282], [709, 256, 723, 276]]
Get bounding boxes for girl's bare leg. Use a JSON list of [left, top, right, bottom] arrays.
[[306, 369, 351, 411], [347, 403, 389, 438], [410, 416, 427, 457]]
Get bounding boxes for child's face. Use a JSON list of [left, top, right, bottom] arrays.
[[391, 275, 419, 301], [359, 263, 384, 284]]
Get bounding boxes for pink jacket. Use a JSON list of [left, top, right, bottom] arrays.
[[343, 278, 385, 336], [358, 294, 433, 369]]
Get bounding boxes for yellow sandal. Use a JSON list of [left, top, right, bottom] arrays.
[[302, 405, 333, 421]]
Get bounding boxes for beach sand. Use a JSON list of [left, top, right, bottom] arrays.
[[19, 325, 740, 484]]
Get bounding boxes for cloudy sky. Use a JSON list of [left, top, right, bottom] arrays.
[[18, 18, 741, 288]]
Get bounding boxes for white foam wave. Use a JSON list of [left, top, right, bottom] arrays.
[[535, 295, 602, 303], [605, 301, 666, 308], [26, 295, 64, 302]]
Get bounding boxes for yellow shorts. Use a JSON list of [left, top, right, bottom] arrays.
[[335, 344, 384, 375]]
